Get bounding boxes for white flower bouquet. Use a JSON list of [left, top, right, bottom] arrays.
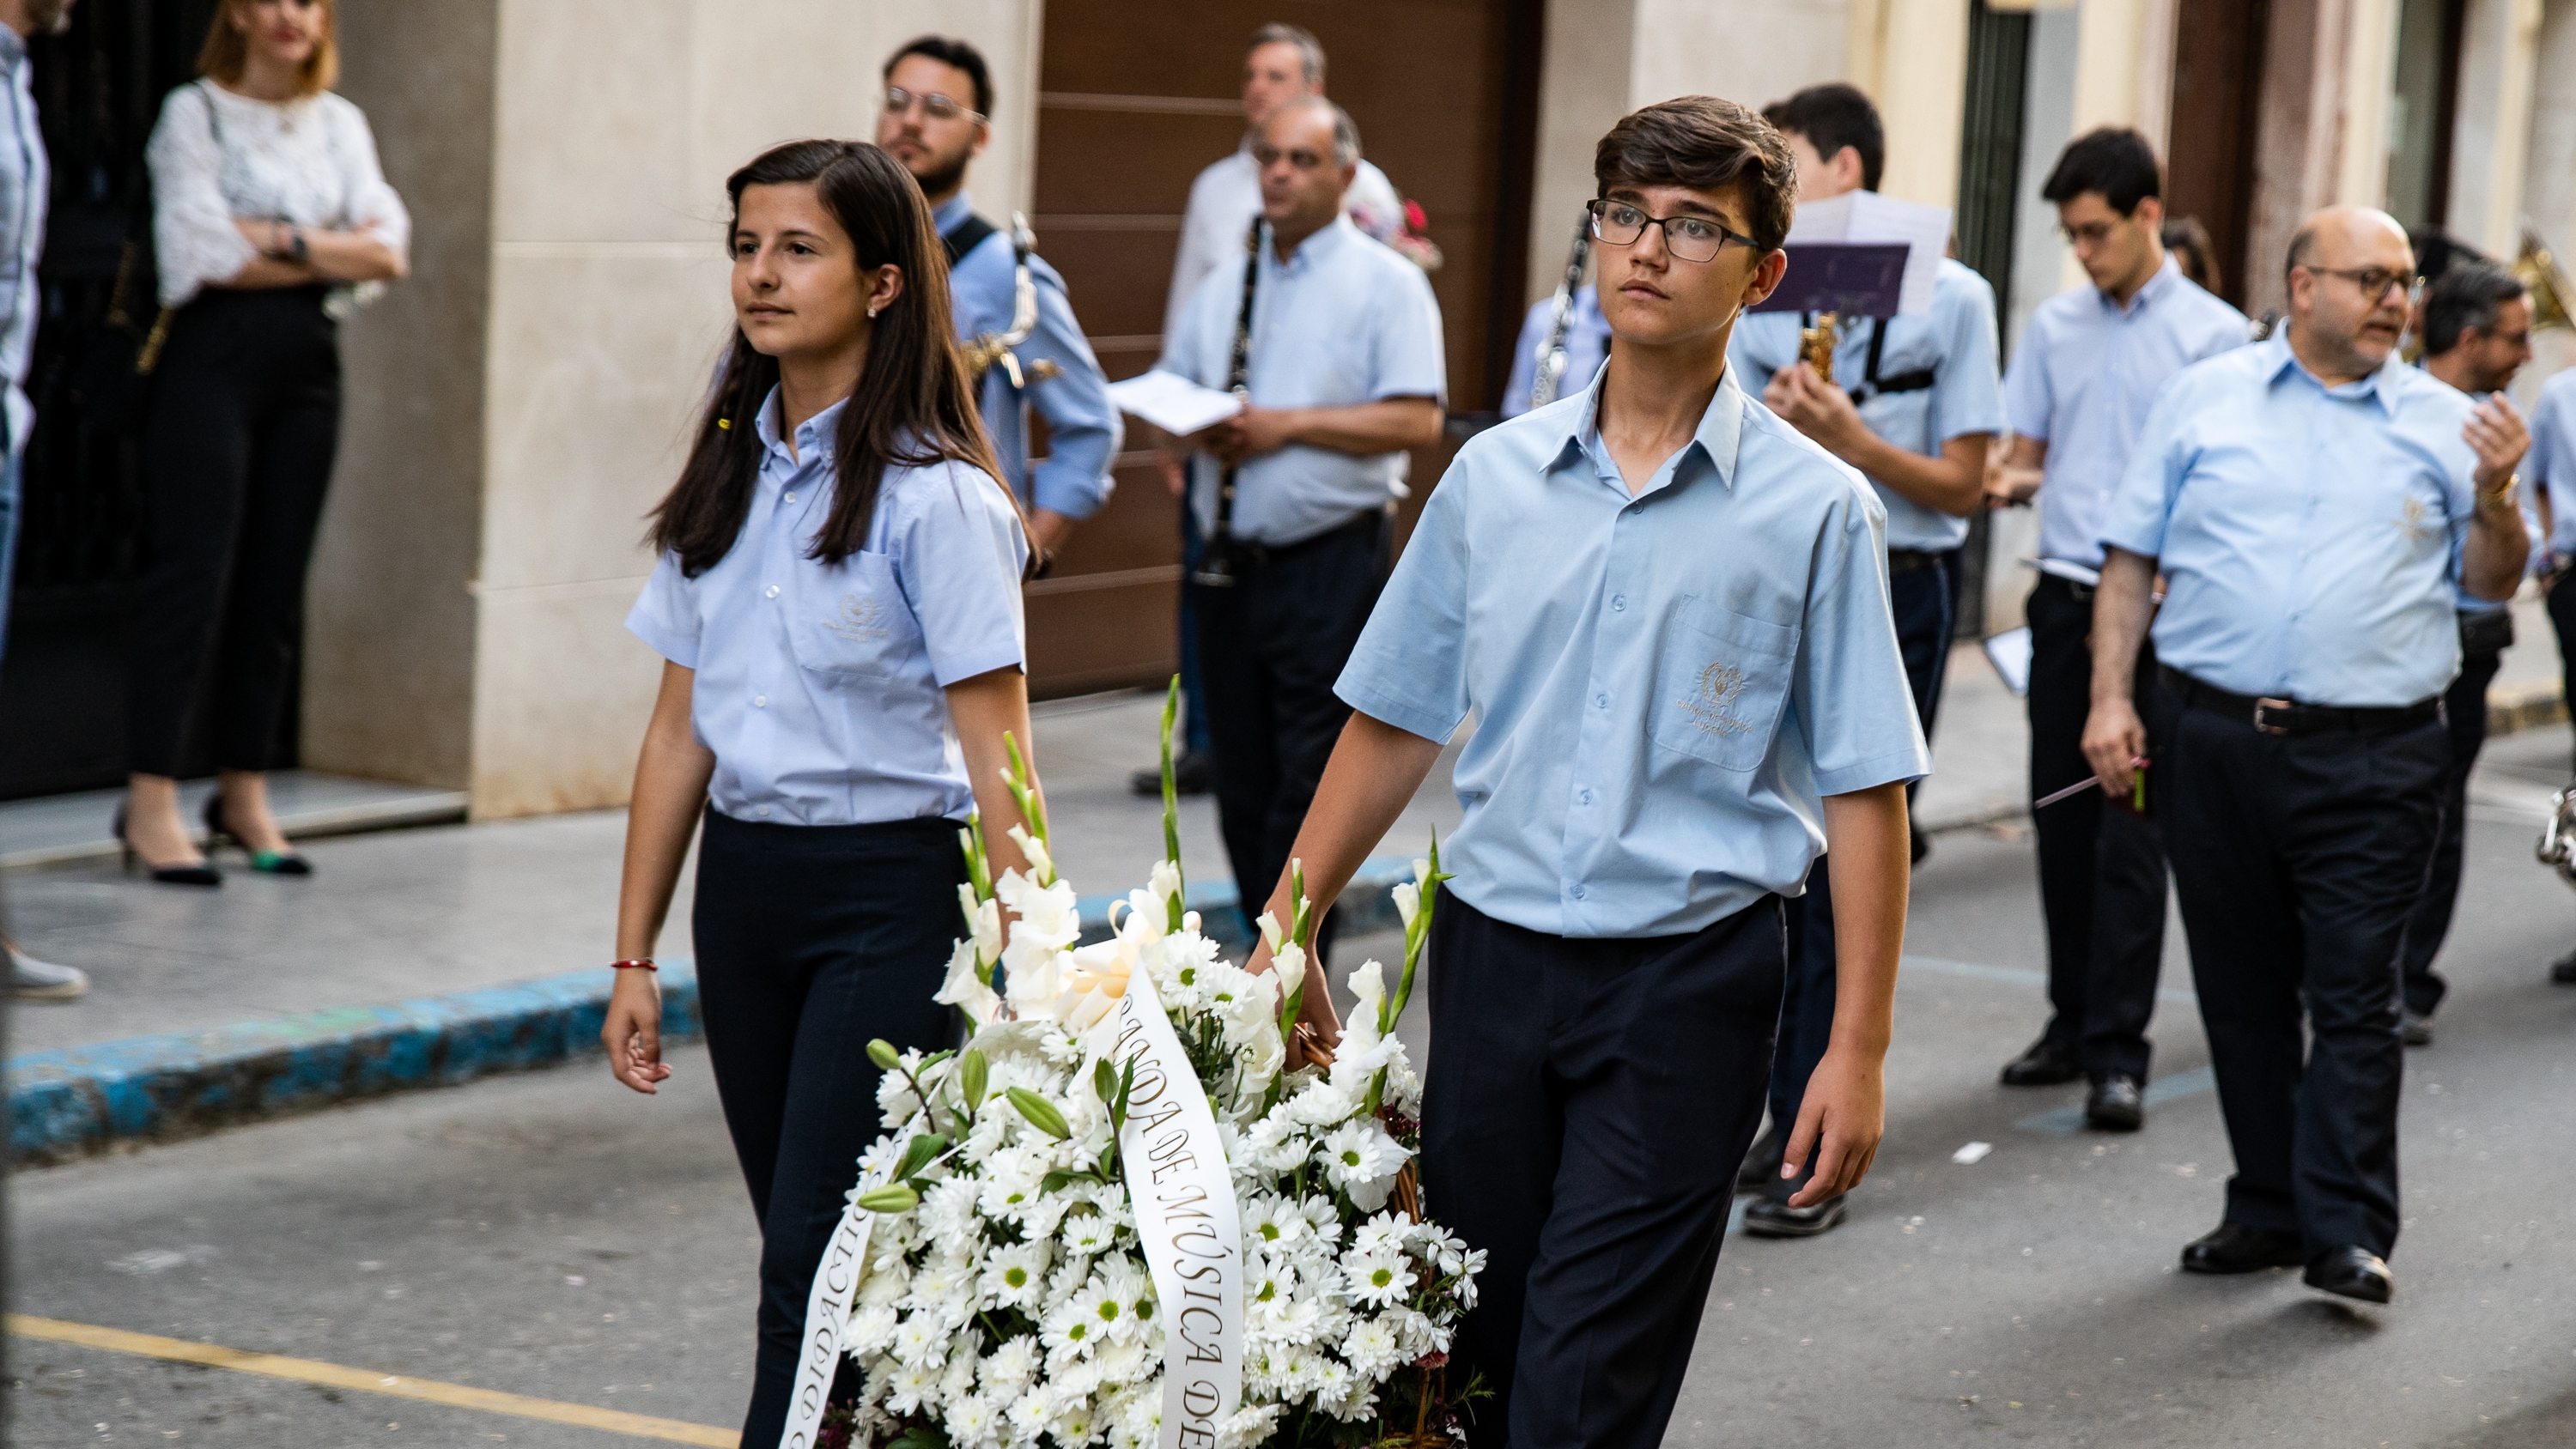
[[782, 688, 1486, 1449]]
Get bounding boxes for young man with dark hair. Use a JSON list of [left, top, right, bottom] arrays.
[[2401, 261, 2535, 1040], [1985, 126, 2244, 1130], [1727, 81, 2000, 1236], [1248, 95, 1924, 1448], [878, 35, 1119, 558]]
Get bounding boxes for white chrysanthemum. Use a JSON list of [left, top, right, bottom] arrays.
[[1237, 1116, 1310, 1175], [977, 1146, 1048, 1222], [1343, 1246, 1412, 1308], [1340, 1315, 1404, 1376], [945, 1391, 1004, 1449], [856, 1256, 910, 1308], [1041, 1291, 1105, 1357], [978, 1333, 1040, 1394], [1066, 1258, 1149, 1345], [1350, 1209, 1413, 1256], [1285, 1075, 1362, 1128], [1317, 1120, 1409, 1210], [885, 1355, 941, 1413], [1060, 1207, 1118, 1258], [1089, 1337, 1148, 1387], [842, 1302, 899, 1358], [920, 1178, 981, 1247], [890, 1312, 947, 1366], [1216, 1404, 1282, 1449], [910, 1249, 980, 1322], [981, 1239, 1051, 1311]]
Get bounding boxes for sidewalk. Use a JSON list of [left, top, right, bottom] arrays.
[[9, 601, 2566, 1160]]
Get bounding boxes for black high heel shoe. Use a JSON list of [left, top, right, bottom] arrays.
[[112, 803, 222, 887], [203, 791, 313, 876]]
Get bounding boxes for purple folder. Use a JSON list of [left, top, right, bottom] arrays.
[[1749, 242, 1910, 318]]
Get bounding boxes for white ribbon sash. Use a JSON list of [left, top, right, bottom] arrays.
[[1087, 967, 1244, 1449], [779, 1171, 881, 1449]]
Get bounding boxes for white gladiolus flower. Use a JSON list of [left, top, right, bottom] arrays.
[[1391, 880, 1420, 930], [1256, 911, 1285, 954], [1148, 858, 1182, 913], [1273, 942, 1307, 1003], [1007, 824, 1055, 884]]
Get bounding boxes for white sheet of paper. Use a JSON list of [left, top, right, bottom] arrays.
[[1780, 191, 1952, 315], [1107, 368, 1243, 436], [1983, 626, 2033, 699]]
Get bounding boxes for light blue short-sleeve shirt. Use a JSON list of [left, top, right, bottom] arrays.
[[2100, 336, 2486, 706], [1729, 256, 2004, 552], [936, 192, 1123, 521], [626, 389, 1031, 827], [1500, 284, 1611, 418], [2000, 257, 2248, 581], [1335, 360, 1932, 939], [2532, 369, 2576, 560], [1161, 215, 1446, 547]]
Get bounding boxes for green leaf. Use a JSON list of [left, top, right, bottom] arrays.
[[1159, 676, 1187, 929], [1005, 1086, 1072, 1139], [866, 1039, 900, 1071], [959, 1049, 988, 1110], [856, 1184, 920, 1214], [893, 1132, 947, 1182]]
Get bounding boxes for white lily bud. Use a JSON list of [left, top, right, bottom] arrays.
[[1413, 857, 1431, 884]]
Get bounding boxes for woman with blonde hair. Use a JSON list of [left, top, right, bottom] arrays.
[[115, 0, 407, 883]]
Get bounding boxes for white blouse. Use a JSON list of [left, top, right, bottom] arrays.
[[144, 79, 410, 308]]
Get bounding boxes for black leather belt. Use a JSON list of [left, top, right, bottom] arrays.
[[2159, 664, 2440, 737], [1222, 508, 1384, 573], [1887, 547, 1951, 574]]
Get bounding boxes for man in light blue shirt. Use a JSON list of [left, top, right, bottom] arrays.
[[1157, 95, 1443, 964], [1234, 98, 1924, 1448], [1725, 82, 1997, 1235], [1500, 278, 1610, 417], [878, 38, 1120, 558], [2086, 206, 2530, 1305], [2529, 355, 2576, 985], [1985, 128, 2245, 1126], [2397, 260, 2534, 1035]]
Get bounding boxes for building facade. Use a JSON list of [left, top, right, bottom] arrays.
[[2, 0, 2568, 816]]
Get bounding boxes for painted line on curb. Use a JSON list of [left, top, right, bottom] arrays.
[[8, 961, 701, 1164], [6, 1314, 734, 1446]]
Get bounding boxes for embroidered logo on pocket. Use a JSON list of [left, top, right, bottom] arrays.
[[1679, 660, 1753, 737], [823, 592, 890, 642], [2394, 496, 2440, 544]]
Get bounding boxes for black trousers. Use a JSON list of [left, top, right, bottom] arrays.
[[1190, 511, 1387, 959], [1767, 555, 1950, 1131], [2553, 578, 2576, 776], [2026, 574, 2172, 1082], [692, 809, 965, 1448], [2163, 693, 2445, 1258], [126, 287, 343, 774], [1423, 891, 1783, 1449], [2397, 640, 2504, 1016]]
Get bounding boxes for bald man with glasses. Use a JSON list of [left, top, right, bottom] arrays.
[[2085, 207, 2529, 1305]]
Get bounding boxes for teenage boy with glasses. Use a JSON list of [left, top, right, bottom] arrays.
[[1245, 95, 1925, 1448]]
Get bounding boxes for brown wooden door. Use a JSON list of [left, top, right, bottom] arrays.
[[2165, 0, 2269, 311], [1021, 0, 1540, 699]]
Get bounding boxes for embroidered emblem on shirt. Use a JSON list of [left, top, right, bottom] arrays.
[[1680, 660, 1753, 737], [2395, 496, 2441, 544], [823, 592, 890, 642]]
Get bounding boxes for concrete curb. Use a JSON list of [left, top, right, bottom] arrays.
[[5, 858, 1421, 1165], [9, 963, 702, 1165]]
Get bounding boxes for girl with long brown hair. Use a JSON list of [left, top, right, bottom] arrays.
[[600, 138, 1042, 1446]]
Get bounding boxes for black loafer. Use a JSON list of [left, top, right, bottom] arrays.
[[2303, 1246, 2393, 1304], [2085, 1074, 2144, 1131], [2179, 1222, 2306, 1274], [1128, 749, 1214, 797], [2551, 948, 2576, 985], [2000, 1036, 2083, 1087], [1742, 1185, 1848, 1239], [2400, 1009, 2433, 1046], [1736, 1121, 1787, 1192]]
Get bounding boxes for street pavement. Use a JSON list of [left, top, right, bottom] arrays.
[[9, 688, 2576, 1446]]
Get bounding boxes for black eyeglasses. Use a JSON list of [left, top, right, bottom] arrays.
[[1588, 199, 1759, 264], [884, 87, 983, 124], [2304, 265, 2421, 306]]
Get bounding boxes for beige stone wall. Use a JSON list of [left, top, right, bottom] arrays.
[[306, 1, 501, 791], [463, 0, 1042, 818]]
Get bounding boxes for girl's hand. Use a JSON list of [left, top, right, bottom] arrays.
[[603, 968, 671, 1094]]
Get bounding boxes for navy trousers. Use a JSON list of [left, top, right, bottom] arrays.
[[1767, 555, 1951, 1135], [693, 809, 964, 1448], [2026, 574, 2173, 1082], [1423, 891, 1784, 1449], [2162, 694, 2445, 1258], [2397, 640, 2503, 1016]]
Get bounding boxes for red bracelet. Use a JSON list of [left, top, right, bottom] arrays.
[[611, 958, 657, 972]]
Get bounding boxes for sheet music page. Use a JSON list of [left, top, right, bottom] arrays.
[[1106, 369, 1245, 437]]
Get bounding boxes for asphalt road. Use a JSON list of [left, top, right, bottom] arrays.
[[13, 733, 2576, 1448]]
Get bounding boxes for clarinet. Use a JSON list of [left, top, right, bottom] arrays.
[[1190, 218, 1265, 588], [1528, 211, 1594, 410]]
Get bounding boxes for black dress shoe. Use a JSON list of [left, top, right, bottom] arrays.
[[111, 804, 221, 887], [1999, 1036, 2082, 1087], [1742, 1181, 1848, 1238], [2303, 1246, 2393, 1304], [2085, 1074, 2144, 1131], [1736, 1120, 1787, 1192], [2179, 1222, 2305, 1274], [2400, 1009, 2433, 1046], [1128, 749, 1214, 797], [2550, 947, 2576, 985]]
